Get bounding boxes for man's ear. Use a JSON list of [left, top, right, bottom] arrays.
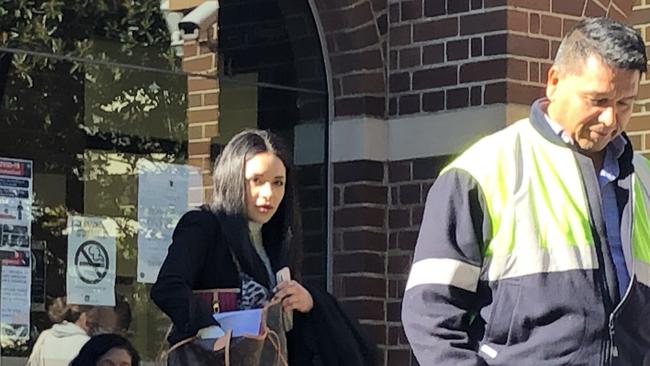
[[546, 65, 561, 101]]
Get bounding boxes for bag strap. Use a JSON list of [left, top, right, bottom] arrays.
[[258, 302, 288, 366], [166, 335, 197, 354], [155, 324, 175, 363], [199, 205, 243, 274], [164, 331, 233, 366], [212, 329, 232, 366], [265, 327, 289, 366]]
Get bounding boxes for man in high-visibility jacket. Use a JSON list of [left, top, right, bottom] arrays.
[[402, 17, 650, 366]]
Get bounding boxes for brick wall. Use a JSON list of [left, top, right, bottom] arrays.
[[314, 0, 389, 118], [297, 163, 328, 288], [388, 0, 634, 117], [332, 160, 389, 363], [312, 0, 636, 120], [629, 0, 650, 158], [324, 1, 643, 365], [183, 24, 219, 202], [384, 156, 450, 364], [330, 156, 450, 365]]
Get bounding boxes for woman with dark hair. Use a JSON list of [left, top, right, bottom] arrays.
[[151, 129, 375, 365], [69, 333, 140, 366]]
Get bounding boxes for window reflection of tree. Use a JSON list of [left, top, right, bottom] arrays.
[[0, 0, 185, 358]]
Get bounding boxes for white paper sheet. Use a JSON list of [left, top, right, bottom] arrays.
[[0, 157, 32, 251], [1, 258, 31, 324], [66, 215, 116, 306], [213, 308, 263, 337], [136, 159, 201, 283], [0, 157, 33, 348]]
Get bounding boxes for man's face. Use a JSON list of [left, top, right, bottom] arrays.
[[546, 55, 640, 153]]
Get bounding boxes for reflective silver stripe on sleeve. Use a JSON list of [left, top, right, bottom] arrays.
[[635, 259, 650, 288], [405, 258, 481, 293]]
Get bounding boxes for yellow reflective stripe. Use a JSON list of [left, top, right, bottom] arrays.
[[405, 258, 481, 293], [486, 241, 598, 281], [632, 154, 650, 266]]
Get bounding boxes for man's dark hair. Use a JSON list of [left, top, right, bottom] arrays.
[[210, 129, 303, 287], [555, 17, 647, 73]]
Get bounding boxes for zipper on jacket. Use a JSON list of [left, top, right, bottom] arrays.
[[602, 336, 611, 366], [606, 174, 637, 365], [581, 160, 617, 366], [608, 317, 617, 362]]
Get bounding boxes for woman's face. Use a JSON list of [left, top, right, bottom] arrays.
[[96, 347, 132, 366], [244, 152, 286, 224]]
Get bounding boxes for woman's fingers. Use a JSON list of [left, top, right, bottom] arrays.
[[272, 280, 314, 313], [273, 280, 296, 300]]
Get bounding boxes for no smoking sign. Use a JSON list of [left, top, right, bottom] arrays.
[[74, 240, 109, 285]]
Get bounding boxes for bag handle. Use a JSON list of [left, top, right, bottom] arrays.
[[265, 327, 289, 366], [212, 329, 232, 366], [163, 330, 233, 366], [155, 324, 174, 363], [166, 335, 196, 354]]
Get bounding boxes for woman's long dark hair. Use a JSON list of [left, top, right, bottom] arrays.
[[210, 129, 302, 288], [69, 333, 140, 366]]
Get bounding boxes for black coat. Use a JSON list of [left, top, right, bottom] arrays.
[[150, 209, 376, 366]]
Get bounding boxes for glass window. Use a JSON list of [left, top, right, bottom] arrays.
[[0, 0, 327, 363]]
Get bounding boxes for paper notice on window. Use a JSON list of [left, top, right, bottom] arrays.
[[66, 215, 117, 306], [0, 157, 32, 252], [0, 157, 33, 348], [136, 159, 201, 283], [1, 251, 31, 324]]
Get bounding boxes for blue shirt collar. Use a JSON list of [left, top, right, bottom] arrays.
[[541, 104, 626, 161]]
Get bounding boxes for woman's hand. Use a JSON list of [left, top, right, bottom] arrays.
[[273, 280, 314, 313]]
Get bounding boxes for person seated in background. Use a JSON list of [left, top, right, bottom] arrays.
[[26, 297, 99, 366], [69, 333, 140, 366]]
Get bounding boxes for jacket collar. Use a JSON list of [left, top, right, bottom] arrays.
[[528, 98, 635, 177]]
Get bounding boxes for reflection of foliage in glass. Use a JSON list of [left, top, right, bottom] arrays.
[[0, 0, 189, 359], [0, 0, 187, 147], [0, 0, 180, 79], [0, 324, 29, 356]]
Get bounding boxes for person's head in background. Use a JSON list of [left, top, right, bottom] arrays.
[[112, 295, 132, 334], [210, 129, 303, 284], [69, 333, 139, 366], [48, 296, 99, 334], [48, 296, 132, 336], [546, 17, 646, 156]]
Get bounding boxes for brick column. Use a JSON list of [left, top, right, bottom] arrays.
[[629, 0, 650, 157], [183, 23, 219, 203], [332, 160, 389, 364]]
